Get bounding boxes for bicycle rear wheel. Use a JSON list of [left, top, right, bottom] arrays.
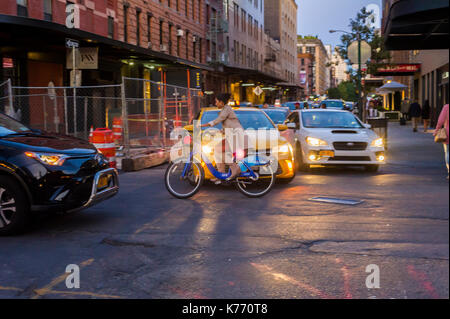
[[165, 160, 204, 199], [235, 166, 275, 198]]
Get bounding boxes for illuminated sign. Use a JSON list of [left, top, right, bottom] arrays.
[[2, 58, 13, 68], [375, 64, 421, 75]]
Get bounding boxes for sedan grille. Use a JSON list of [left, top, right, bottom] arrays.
[[333, 142, 367, 151]]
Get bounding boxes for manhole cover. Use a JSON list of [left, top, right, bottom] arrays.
[[308, 197, 364, 205]]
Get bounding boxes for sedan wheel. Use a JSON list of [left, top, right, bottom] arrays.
[[0, 176, 29, 235]]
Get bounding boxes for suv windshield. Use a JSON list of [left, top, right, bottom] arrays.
[[301, 111, 363, 128], [0, 113, 31, 137], [201, 110, 276, 130]]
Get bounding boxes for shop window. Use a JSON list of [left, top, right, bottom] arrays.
[[43, 0, 52, 21], [17, 0, 28, 17], [108, 16, 114, 38]]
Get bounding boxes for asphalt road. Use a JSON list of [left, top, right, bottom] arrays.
[[1, 123, 448, 299]]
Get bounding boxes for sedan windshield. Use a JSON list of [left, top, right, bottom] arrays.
[[301, 111, 363, 128], [263, 109, 289, 124], [201, 110, 276, 130], [0, 113, 31, 137]]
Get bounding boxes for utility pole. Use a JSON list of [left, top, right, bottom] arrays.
[[357, 33, 363, 121]]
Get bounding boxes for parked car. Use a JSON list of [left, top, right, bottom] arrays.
[[284, 109, 386, 172], [0, 113, 119, 235], [262, 107, 290, 124]]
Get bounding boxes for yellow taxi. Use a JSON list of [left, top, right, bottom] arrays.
[[185, 107, 296, 183]]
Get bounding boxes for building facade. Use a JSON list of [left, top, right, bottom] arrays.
[[264, 0, 298, 86], [330, 48, 349, 87], [297, 51, 314, 97], [297, 37, 330, 96], [381, 0, 449, 125]]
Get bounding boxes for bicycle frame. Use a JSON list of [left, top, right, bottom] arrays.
[[181, 150, 270, 181]]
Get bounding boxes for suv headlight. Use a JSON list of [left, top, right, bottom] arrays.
[[25, 152, 68, 166], [371, 138, 384, 148], [306, 137, 328, 146], [273, 143, 292, 155]]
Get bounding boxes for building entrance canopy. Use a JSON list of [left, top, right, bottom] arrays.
[[383, 0, 449, 50]]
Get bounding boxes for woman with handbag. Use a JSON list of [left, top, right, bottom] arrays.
[[434, 104, 449, 178]]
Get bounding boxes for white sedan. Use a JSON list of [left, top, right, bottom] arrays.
[[283, 109, 386, 172]]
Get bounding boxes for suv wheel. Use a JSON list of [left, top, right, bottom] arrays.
[[0, 176, 30, 235]]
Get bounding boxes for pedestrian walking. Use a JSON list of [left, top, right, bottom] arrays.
[[320, 102, 327, 109], [294, 102, 301, 110], [303, 102, 309, 109], [422, 100, 431, 133], [408, 100, 422, 132], [401, 98, 410, 121], [433, 104, 449, 179]]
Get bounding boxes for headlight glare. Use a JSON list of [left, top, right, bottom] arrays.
[[306, 137, 328, 146], [371, 138, 384, 147], [25, 152, 67, 166]]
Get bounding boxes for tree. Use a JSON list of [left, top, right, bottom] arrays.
[[327, 81, 358, 101], [336, 7, 391, 80]]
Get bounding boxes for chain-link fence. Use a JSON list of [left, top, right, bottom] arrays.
[[10, 84, 122, 140], [0, 79, 13, 117], [2, 77, 204, 158], [122, 77, 203, 152]]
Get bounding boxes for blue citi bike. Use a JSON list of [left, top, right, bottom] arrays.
[[165, 132, 276, 199]]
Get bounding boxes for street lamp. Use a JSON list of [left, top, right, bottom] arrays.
[[330, 29, 363, 120]]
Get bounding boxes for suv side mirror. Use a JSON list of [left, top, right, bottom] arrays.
[[277, 124, 288, 131], [364, 123, 372, 129], [184, 124, 194, 132]]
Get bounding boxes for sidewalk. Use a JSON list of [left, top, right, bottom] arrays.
[[387, 120, 448, 173]]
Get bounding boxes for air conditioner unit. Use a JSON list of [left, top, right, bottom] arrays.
[[177, 29, 184, 37], [206, 56, 212, 63], [160, 44, 168, 52], [192, 35, 198, 43], [147, 42, 152, 49]]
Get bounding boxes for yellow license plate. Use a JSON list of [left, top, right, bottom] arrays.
[[319, 150, 335, 157], [97, 175, 110, 189]]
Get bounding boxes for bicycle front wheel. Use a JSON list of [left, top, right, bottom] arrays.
[[165, 160, 204, 199], [236, 166, 275, 198]]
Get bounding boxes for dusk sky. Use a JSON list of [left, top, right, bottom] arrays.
[[295, 0, 383, 48]]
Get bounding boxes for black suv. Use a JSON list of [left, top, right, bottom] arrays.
[[0, 113, 119, 235]]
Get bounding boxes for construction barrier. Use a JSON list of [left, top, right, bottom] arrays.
[[112, 117, 123, 143], [90, 128, 116, 168]]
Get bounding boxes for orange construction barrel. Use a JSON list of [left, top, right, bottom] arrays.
[[112, 117, 123, 143], [90, 128, 116, 168]]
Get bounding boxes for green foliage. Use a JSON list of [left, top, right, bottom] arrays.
[[327, 81, 358, 102], [336, 7, 391, 79]]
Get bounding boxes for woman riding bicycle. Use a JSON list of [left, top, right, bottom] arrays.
[[201, 93, 244, 183]]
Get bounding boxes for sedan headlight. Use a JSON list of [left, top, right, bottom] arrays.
[[306, 137, 328, 147], [371, 138, 384, 148], [25, 151, 68, 166]]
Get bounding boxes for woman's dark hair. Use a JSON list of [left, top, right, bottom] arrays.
[[215, 93, 231, 104]]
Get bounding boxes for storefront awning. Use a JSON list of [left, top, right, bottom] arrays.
[[382, 0, 449, 50], [0, 14, 214, 72], [223, 65, 284, 84]]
